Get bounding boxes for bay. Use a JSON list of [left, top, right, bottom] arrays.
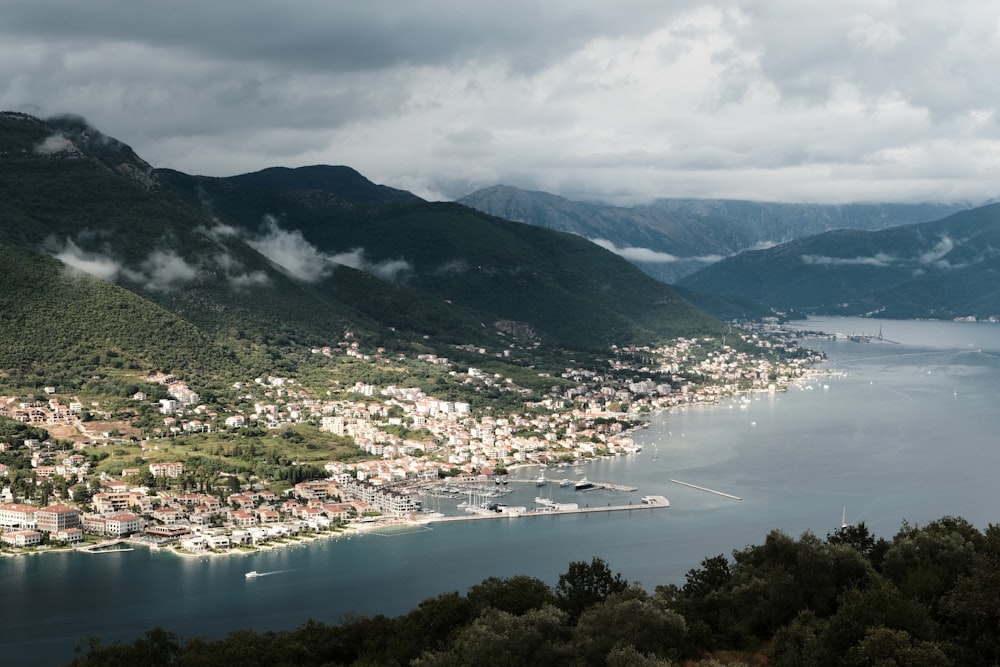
[[4, 316, 1000, 666]]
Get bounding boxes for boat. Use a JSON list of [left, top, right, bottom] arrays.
[[245, 570, 259, 579], [574, 478, 594, 491], [559, 479, 573, 487], [534, 474, 547, 486]]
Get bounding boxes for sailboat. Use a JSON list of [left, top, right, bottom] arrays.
[[840, 507, 850, 529]]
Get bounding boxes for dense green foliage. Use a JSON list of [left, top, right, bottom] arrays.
[[0, 244, 239, 384], [64, 517, 1000, 666]]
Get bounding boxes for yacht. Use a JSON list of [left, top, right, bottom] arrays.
[[574, 478, 594, 491]]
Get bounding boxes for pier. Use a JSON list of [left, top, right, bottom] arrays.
[[669, 479, 742, 501], [418, 495, 669, 524], [507, 479, 637, 492], [79, 540, 135, 554]]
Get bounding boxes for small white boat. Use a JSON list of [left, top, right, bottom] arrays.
[[245, 570, 259, 579]]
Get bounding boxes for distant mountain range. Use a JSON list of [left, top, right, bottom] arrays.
[[676, 204, 1000, 321], [457, 185, 968, 283], [0, 111, 719, 384]]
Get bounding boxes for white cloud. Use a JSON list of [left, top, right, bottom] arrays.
[[34, 133, 77, 155], [123, 249, 199, 291], [248, 215, 336, 282], [249, 216, 412, 283], [593, 238, 727, 264], [918, 236, 954, 265], [52, 239, 121, 280], [592, 239, 679, 263]]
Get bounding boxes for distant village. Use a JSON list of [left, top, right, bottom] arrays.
[[0, 327, 821, 555]]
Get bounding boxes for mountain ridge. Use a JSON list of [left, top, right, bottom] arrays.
[[457, 185, 968, 283]]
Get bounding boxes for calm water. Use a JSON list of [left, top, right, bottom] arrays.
[[4, 317, 1000, 666]]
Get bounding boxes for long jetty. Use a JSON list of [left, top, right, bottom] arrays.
[[669, 479, 742, 501]]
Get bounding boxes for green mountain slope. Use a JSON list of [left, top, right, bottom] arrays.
[[0, 244, 238, 386], [677, 204, 1000, 319], [160, 169, 721, 349]]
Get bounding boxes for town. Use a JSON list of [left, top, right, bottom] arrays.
[[0, 327, 821, 556]]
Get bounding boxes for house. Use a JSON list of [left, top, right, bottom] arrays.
[[256, 509, 280, 524], [151, 507, 183, 525], [179, 535, 209, 551], [229, 510, 256, 527]]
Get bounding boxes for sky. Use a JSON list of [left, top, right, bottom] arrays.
[[3, 1, 999, 205]]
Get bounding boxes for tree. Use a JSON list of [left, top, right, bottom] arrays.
[[467, 574, 556, 616], [571, 588, 687, 666], [414, 605, 572, 667], [939, 523, 1000, 665], [844, 626, 950, 667], [827, 521, 888, 566], [555, 556, 628, 622]]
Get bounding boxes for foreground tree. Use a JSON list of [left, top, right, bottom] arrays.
[[555, 556, 629, 622]]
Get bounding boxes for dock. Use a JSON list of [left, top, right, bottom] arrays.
[[669, 479, 742, 501], [508, 479, 637, 492], [79, 540, 135, 554], [418, 495, 669, 524]]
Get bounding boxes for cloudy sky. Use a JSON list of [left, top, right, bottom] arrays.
[[3, 1, 999, 204]]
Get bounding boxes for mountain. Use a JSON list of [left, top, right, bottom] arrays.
[[158, 169, 721, 349], [0, 111, 719, 387], [457, 185, 967, 283], [676, 203, 1000, 320]]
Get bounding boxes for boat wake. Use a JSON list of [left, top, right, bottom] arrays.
[[245, 569, 286, 579]]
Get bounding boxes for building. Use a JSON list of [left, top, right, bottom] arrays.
[[0, 503, 36, 529], [92, 491, 140, 514], [149, 461, 184, 478], [104, 513, 142, 537], [35, 504, 81, 534], [53, 528, 84, 544], [1, 530, 42, 548]]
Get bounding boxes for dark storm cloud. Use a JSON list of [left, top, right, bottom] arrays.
[[2, 1, 998, 204]]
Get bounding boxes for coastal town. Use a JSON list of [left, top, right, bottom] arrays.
[[0, 326, 821, 557]]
